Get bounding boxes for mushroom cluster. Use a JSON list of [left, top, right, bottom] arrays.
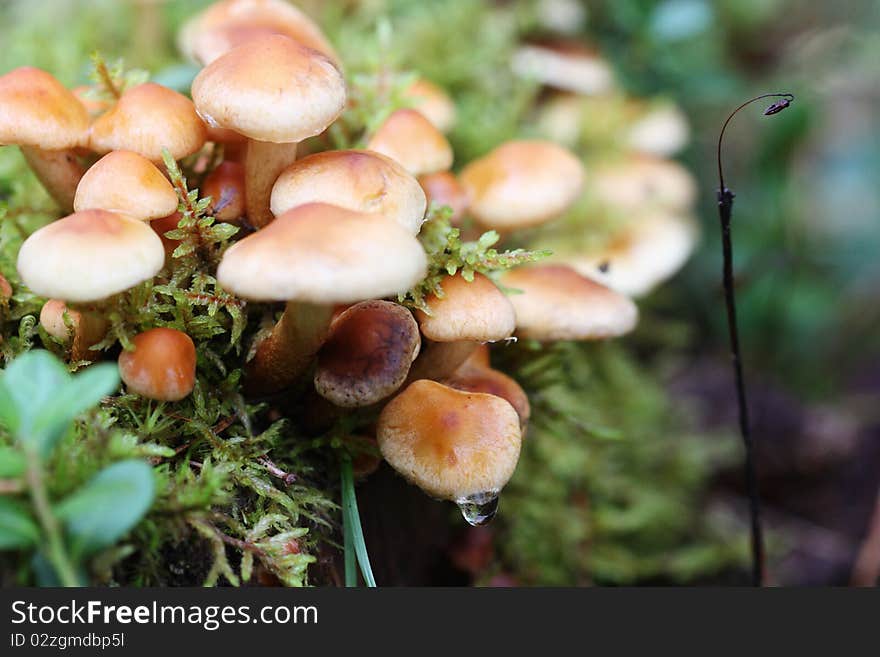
[[1, 0, 651, 527]]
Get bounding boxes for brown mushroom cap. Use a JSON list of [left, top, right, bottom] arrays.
[[88, 83, 207, 162], [216, 203, 426, 303], [0, 67, 89, 149], [314, 300, 420, 407], [366, 109, 453, 176], [377, 379, 522, 501], [403, 78, 456, 133], [74, 150, 178, 220], [118, 327, 197, 401], [460, 140, 584, 230], [178, 0, 340, 67], [446, 363, 531, 430], [501, 264, 637, 340], [191, 35, 345, 144], [416, 273, 515, 343], [270, 150, 426, 234], [418, 171, 469, 225], [590, 155, 696, 212], [203, 160, 246, 224], [17, 209, 165, 302]]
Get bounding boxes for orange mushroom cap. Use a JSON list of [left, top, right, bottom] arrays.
[[118, 327, 197, 401]]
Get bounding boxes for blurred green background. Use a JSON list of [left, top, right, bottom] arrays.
[[1, 0, 879, 586]]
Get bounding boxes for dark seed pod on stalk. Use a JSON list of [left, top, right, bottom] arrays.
[[715, 92, 795, 586]]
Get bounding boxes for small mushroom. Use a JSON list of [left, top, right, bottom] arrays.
[[314, 300, 420, 407], [88, 83, 207, 163], [460, 140, 584, 231], [377, 379, 522, 525], [202, 161, 246, 225], [0, 67, 89, 212], [625, 102, 690, 157], [501, 264, 637, 340], [366, 109, 453, 177], [445, 360, 531, 431], [562, 212, 699, 298], [192, 35, 346, 228], [407, 272, 515, 383], [17, 209, 165, 302], [511, 39, 615, 95], [418, 171, 469, 225], [118, 327, 197, 401], [74, 150, 178, 221], [178, 0, 340, 67], [39, 299, 109, 363], [270, 150, 426, 234], [402, 78, 456, 133], [216, 203, 426, 395], [590, 154, 696, 213]]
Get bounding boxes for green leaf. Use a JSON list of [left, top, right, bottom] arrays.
[[0, 446, 26, 478], [56, 460, 156, 556], [0, 497, 40, 550], [0, 350, 69, 449]]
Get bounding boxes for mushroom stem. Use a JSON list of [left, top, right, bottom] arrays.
[[40, 300, 108, 363], [20, 146, 84, 213], [244, 140, 298, 229], [404, 340, 478, 385], [246, 300, 334, 396]]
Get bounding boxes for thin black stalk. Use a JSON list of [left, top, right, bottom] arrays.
[[716, 92, 794, 587]]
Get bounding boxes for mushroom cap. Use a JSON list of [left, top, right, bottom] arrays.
[[511, 40, 615, 95], [216, 202, 427, 303], [191, 35, 346, 144], [178, 0, 339, 67], [39, 299, 79, 341], [460, 140, 585, 230], [446, 362, 531, 429], [419, 171, 469, 225], [118, 327, 197, 402], [17, 209, 165, 302], [315, 300, 420, 407], [203, 160, 246, 224], [564, 212, 699, 298], [270, 150, 426, 234], [501, 264, 637, 341], [403, 78, 456, 133], [74, 150, 178, 220], [88, 83, 207, 162], [0, 67, 89, 149], [366, 109, 453, 176], [626, 103, 690, 157], [377, 379, 522, 501], [590, 155, 696, 213], [416, 273, 515, 343]]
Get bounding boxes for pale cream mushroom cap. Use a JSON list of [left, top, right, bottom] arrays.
[[377, 379, 522, 501], [564, 212, 699, 298], [416, 273, 515, 343], [74, 150, 178, 220], [88, 83, 207, 162], [191, 35, 346, 144], [501, 264, 637, 341], [590, 155, 696, 213], [403, 78, 456, 133], [0, 67, 88, 149], [626, 103, 690, 157], [17, 209, 165, 302], [270, 150, 426, 234], [216, 203, 426, 303], [460, 140, 585, 230], [178, 0, 340, 67], [511, 40, 615, 95], [366, 109, 453, 176]]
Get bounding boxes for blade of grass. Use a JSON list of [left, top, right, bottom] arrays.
[[340, 457, 376, 587], [341, 458, 357, 587]]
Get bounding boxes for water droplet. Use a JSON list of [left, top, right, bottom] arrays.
[[456, 491, 499, 526]]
